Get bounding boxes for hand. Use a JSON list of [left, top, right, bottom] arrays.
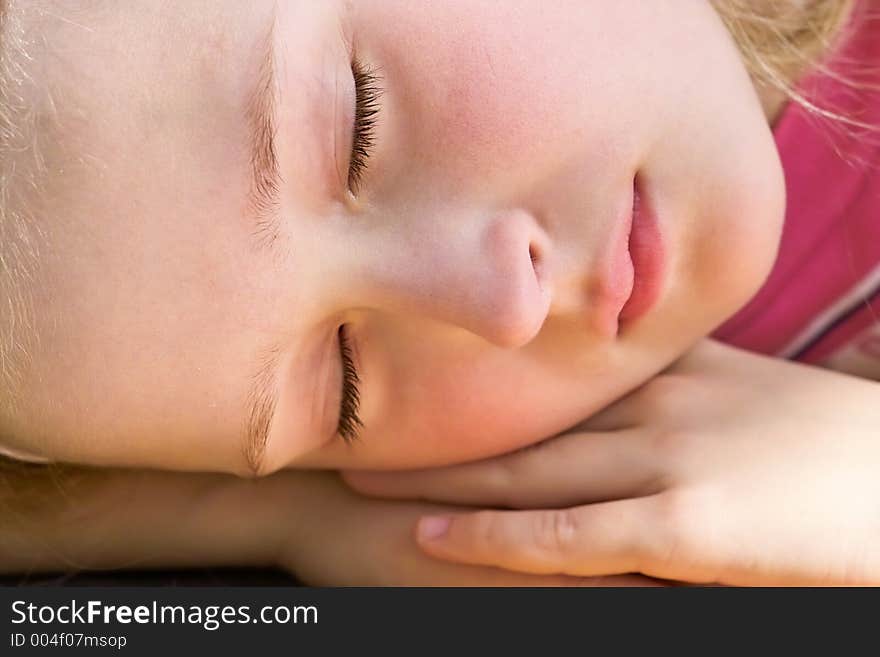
[[269, 470, 659, 586], [345, 340, 880, 585]]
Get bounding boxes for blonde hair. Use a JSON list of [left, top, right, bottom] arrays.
[[1, 0, 46, 424], [713, 0, 879, 131], [0, 0, 872, 455]]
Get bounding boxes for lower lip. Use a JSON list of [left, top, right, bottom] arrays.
[[618, 176, 665, 326]]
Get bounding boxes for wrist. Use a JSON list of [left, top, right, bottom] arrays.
[[249, 469, 345, 571]]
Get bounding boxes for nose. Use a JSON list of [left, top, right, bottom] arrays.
[[363, 209, 553, 348]]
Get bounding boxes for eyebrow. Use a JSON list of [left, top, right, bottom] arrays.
[[244, 342, 283, 476], [244, 8, 283, 252], [242, 8, 284, 475]]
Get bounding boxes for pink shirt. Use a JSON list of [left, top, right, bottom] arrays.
[[712, 2, 880, 381]]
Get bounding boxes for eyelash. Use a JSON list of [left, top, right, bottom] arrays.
[[336, 325, 364, 444], [347, 56, 383, 196], [334, 57, 379, 442]]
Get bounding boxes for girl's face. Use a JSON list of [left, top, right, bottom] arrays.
[[9, 0, 784, 475]]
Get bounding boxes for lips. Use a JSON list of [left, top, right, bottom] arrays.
[[593, 174, 666, 336], [619, 175, 665, 325]]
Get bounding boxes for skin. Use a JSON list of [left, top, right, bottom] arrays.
[[348, 340, 880, 585], [2, 0, 785, 477]]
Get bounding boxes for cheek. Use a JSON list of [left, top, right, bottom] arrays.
[[366, 1, 587, 184], [371, 344, 589, 468], [426, 47, 550, 166], [699, 156, 786, 311], [661, 100, 786, 313]]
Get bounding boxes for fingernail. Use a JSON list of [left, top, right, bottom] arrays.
[[417, 516, 451, 541]]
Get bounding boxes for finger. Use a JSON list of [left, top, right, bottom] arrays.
[[573, 368, 704, 433], [284, 478, 666, 587], [567, 386, 649, 432], [664, 339, 733, 373], [344, 427, 665, 508], [670, 339, 779, 380], [571, 340, 735, 433], [415, 497, 663, 577]]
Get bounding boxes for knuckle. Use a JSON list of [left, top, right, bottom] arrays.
[[482, 459, 519, 507], [640, 373, 695, 415], [492, 442, 548, 508], [471, 510, 507, 554], [499, 455, 536, 508], [532, 508, 578, 558], [649, 426, 698, 464]]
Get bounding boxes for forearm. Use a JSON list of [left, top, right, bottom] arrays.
[[0, 464, 318, 575]]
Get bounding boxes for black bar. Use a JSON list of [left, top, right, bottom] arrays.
[[0, 586, 876, 654]]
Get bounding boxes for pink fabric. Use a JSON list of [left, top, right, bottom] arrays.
[[712, 1, 880, 379]]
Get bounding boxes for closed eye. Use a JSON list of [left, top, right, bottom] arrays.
[[347, 56, 383, 196], [336, 324, 364, 443]]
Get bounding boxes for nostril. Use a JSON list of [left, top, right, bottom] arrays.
[[529, 241, 548, 294], [475, 212, 554, 348]]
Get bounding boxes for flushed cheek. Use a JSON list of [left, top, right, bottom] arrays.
[[369, 357, 588, 468], [423, 48, 551, 167], [366, 4, 575, 184]]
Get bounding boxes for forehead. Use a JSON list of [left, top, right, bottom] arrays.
[[36, 1, 269, 171], [22, 0, 282, 267], [10, 1, 290, 467]]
